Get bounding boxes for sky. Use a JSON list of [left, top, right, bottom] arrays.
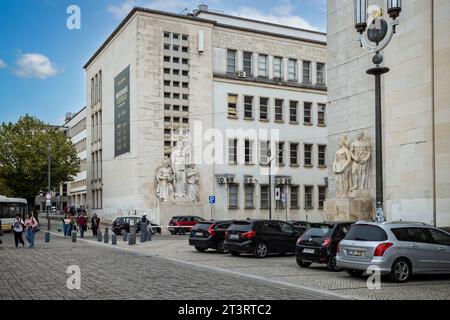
[[0, 0, 326, 125]]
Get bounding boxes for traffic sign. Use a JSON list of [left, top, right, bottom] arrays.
[[281, 193, 286, 203], [209, 196, 216, 205], [275, 188, 281, 200]]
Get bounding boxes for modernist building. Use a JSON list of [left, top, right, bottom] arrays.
[[327, 0, 450, 226], [84, 6, 328, 224]]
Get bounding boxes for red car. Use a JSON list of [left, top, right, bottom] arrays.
[[168, 216, 205, 235]]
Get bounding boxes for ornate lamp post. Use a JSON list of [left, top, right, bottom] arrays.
[[354, 0, 402, 221]]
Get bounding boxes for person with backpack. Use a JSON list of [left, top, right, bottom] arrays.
[[24, 213, 39, 249], [12, 214, 25, 247]]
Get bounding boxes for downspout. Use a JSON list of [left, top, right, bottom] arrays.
[[431, 0, 437, 227]]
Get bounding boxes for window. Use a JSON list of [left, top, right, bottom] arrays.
[[245, 140, 253, 164], [164, 117, 171, 123], [173, 45, 179, 51], [164, 32, 170, 38], [318, 104, 326, 126], [290, 101, 298, 123], [228, 184, 239, 209], [303, 61, 311, 83], [260, 185, 269, 209], [173, 33, 179, 40], [173, 57, 180, 64], [164, 92, 171, 98], [244, 96, 253, 119], [277, 142, 285, 165], [290, 186, 299, 209], [182, 82, 189, 88], [164, 129, 171, 135], [318, 145, 326, 166], [164, 56, 171, 62], [275, 99, 283, 122], [182, 94, 189, 100], [173, 93, 180, 99], [182, 118, 189, 124], [304, 102, 312, 124], [182, 46, 189, 53], [182, 34, 188, 41], [317, 63, 325, 84], [164, 80, 171, 86], [276, 186, 285, 209], [182, 106, 189, 112], [227, 49, 236, 73], [164, 68, 171, 74], [304, 144, 313, 166], [243, 51, 253, 75], [244, 185, 255, 209], [182, 59, 188, 65], [173, 81, 180, 87], [279, 222, 294, 234], [228, 139, 238, 164], [290, 143, 299, 166], [173, 69, 180, 75], [164, 44, 170, 50], [182, 70, 189, 76], [318, 186, 326, 209], [228, 94, 238, 118], [347, 225, 388, 241], [259, 97, 269, 121], [429, 229, 450, 246], [260, 141, 270, 165], [258, 54, 268, 77], [288, 59, 297, 81], [273, 57, 282, 79], [304, 186, 313, 209]]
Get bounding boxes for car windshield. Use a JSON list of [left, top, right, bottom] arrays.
[[345, 225, 388, 241], [228, 222, 252, 232], [302, 224, 332, 239], [192, 222, 213, 230]]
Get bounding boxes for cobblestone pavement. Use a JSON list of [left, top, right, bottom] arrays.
[[0, 232, 344, 300]]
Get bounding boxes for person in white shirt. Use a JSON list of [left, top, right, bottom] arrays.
[[12, 214, 25, 247]]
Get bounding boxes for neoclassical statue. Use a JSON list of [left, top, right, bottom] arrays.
[[333, 136, 353, 198], [186, 164, 199, 203], [156, 157, 175, 202], [171, 141, 187, 198], [350, 132, 371, 191]]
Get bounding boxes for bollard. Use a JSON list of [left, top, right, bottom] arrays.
[[128, 226, 136, 245], [122, 232, 128, 242], [44, 232, 50, 243], [148, 228, 152, 242], [97, 231, 102, 242], [104, 232, 109, 244], [140, 231, 146, 243], [71, 232, 77, 243], [104, 227, 109, 234], [141, 222, 148, 242], [112, 234, 117, 245]]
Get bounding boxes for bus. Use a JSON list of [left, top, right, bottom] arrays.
[[0, 195, 28, 232]]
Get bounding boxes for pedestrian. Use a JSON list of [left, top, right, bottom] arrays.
[[12, 214, 25, 247], [91, 213, 100, 237], [24, 213, 39, 249], [63, 214, 71, 237], [77, 213, 87, 238], [0, 220, 3, 247]]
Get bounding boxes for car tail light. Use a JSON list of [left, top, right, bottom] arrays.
[[322, 238, 331, 247], [208, 224, 215, 236], [374, 242, 394, 257], [241, 230, 256, 240]]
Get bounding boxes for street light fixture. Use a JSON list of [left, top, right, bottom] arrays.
[[354, 0, 401, 222]]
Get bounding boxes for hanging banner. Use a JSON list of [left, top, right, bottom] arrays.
[[114, 65, 130, 157]]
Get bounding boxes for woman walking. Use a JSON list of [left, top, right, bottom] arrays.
[[24, 213, 38, 249], [12, 214, 25, 247], [91, 213, 100, 237], [63, 214, 71, 237], [77, 213, 87, 238]]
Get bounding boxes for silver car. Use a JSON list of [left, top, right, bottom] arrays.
[[336, 221, 450, 282]]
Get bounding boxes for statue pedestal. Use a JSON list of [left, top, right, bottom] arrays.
[[324, 196, 373, 222]]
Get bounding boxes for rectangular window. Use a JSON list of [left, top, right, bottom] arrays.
[[275, 99, 283, 122], [304, 102, 312, 124], [227, 49, 236, 74], [260, 185, 269, 209], [290, 186, 299, 209], [243, 51, 253, 76], [318, 145, 326, 166], [228, 139, 238, 164], [228, 184, 238, 209], [173, 69, 180, 75], [303, 61, 311, 83], [244, 96, 253, 119], [276, 186, 285, 210], [258, 54, 268, 77], [245, 140, 253, 164], [164, 56, 171, 62], [245, 185, 255, 209], [173, 45, 179, 51], [273, 57, 282, 79], [182, 34, 188, 41], [164, 32, 170, 38], [228, 94, 238, 118], [304, 186, 313, 209], [164, 68, 170, 74], [290, 101, 298, 123], [90, 78, 94, 106], [182, 70, 189, 76], [182, 46, 189, 53], [317, 63, 325, 84], [288, 59, 297, 81], [318, 104, 326, 126], [164, 80, 171, 86], [260, 141, 270, 165], [318, 186, 326, 209], [99, 71, 102, 104], [164, 44, 170, 50], [259, 97, 269, 121], [304, 144, 313, 166], [277, 142, 285, 165], [173, 33, 179, 40], [182, 58, 189, 65], [290, 143, 299, 166], [173, 57, 180, 64]]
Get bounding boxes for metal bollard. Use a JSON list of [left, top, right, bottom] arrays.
[[140, 231, 146, 243], [122, 232, 128, 242], [71, 232, 77, 243], [97, 231, 102, 242], [104, 227, 109, 234], [148, 229, 152, 242], [128, 226, 136, 245], [104, 232, 109, 244], [112, 234, 117, 245], [44, 232, 50, 243]]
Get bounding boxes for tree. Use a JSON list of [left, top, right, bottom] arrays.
[[0, 115, 80, 209]]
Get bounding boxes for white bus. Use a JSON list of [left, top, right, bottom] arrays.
[[0, 195, 28, 232]]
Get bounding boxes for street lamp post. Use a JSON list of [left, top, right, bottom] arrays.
[[47, 145, 51, 231], [354, 0, 401, 221]]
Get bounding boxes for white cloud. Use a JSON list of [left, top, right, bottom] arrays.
[[13, 53, 58, 79], [0, 59, 6, 69], [108, 0, 191, 19]]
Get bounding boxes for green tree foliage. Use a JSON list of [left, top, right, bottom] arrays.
[[0, 115, 80, 207]]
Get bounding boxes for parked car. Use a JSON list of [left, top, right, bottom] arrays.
[[296, 222, 353, 271], [224, 220, 303, 258], [112, 216, 161, 236], [288, 220, 311, 235], [337, 221, 450, 283], [189, 220, 235, 253], [168, 216, 205, 235]]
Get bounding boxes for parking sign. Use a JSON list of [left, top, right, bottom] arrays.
[[209, 196, 216, 205]]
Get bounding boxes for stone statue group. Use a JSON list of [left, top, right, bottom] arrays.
[[333, 132, 371, 198], [156, 141, 199, 203]]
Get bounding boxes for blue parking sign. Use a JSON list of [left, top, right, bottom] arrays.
[[209, 196, 216, 205]]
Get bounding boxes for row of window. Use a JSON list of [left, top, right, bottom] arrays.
[[164, 80, 189, 88], [164, 92, 190, 100], [163, 32, 189, 41], [164, 56, 189, 65], [67, 118, 86, 138], [226, 49, 326, 85], [90, 71, 102, 106], [163, 43, 189, 53], [228, 184, 327, 210], [228, 140, 327, 167], [164, 104, 189, 112], [163, 68, 190, 76], [70, 179, 87, 190], [74, 138, 87, 154], [228, 94, 326, 125]]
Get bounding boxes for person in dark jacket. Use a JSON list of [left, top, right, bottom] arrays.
[[91, 214, 100, 237], [77, 213, 87, 238]]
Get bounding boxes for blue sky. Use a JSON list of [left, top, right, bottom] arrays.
[[0, 0, 326, 125]]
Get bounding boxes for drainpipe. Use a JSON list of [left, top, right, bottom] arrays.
[[431, 0, 437, 227]]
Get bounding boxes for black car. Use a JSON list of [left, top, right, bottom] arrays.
[[188, 220, 235, 253], [288, 220, 311, 234], [224, 220, 303, 258], [295, 222, 353, 271], [112, 216, 161, 236]]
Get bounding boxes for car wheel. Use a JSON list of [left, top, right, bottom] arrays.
[[389, 258, 411, 283], [296, 256, 312, 268], [230, 251, 241, 256], [254, 243, 268, 258], [346, 269, 365, 277], [179, 229, 186, 235], [327, 255, 340, 272], [217, 241, 229, 254], [195, 246, 206, 252]]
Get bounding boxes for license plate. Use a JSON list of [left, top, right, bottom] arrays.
[[229, 234, 239, 240], [303, 248, 315, 254], [347, 250, 364, 257], [195, 232, 203, 237]]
